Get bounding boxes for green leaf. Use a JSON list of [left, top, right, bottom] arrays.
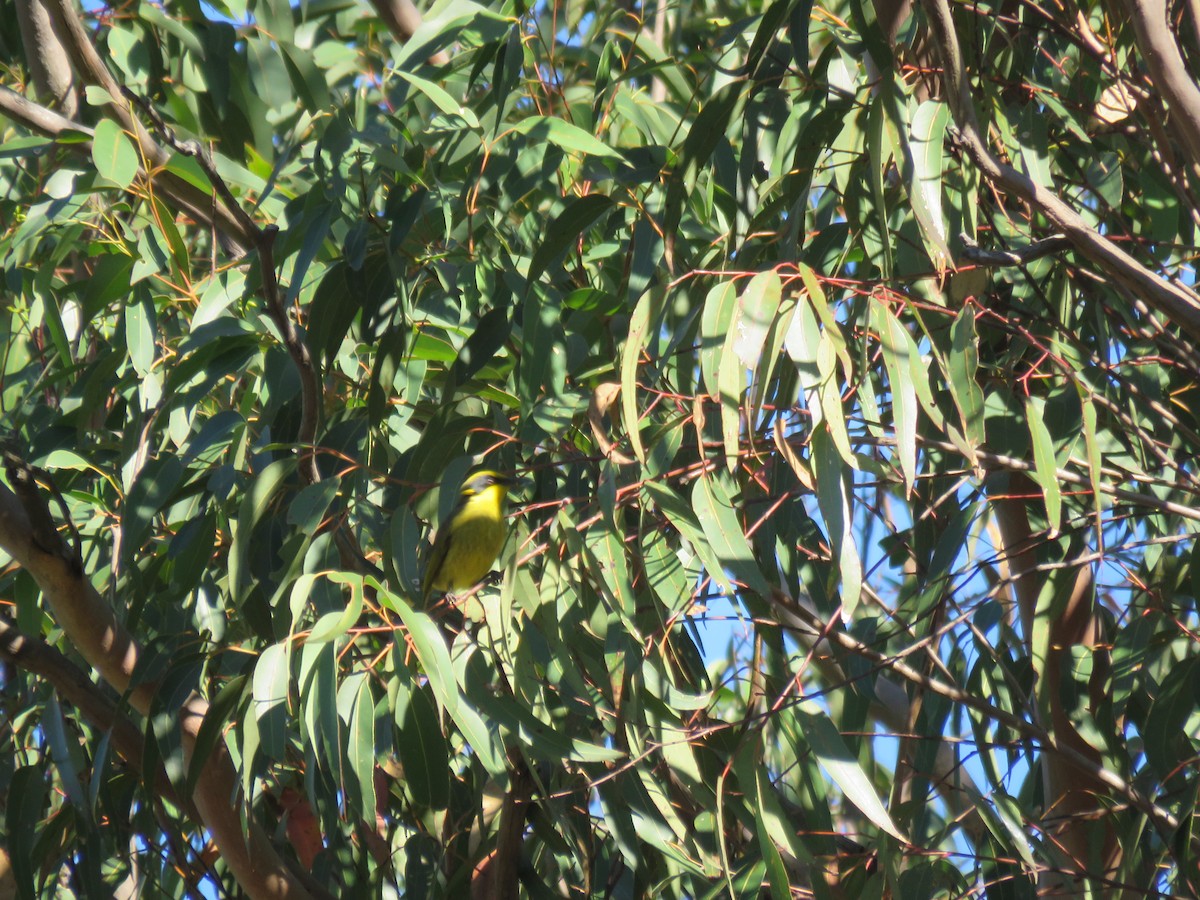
[[186, 675, 248, 795], [229, 458, 295, 605], [907, 100, 952, 270], [692, 470, 772, 599], [5, 766, 47, 895], [871, 301, 918, 493], [374, 582, 458, 718], [644, 480, 735, 602], [304, 572, 365, 644], [620, 288, 661, 463], [1026, 396, 1061, 532], [1079, 389, 1107, 531], [948, 306, 985, 449], [92, 119, 139, 189], [512, 116, 625, 161], [394, 678, 450, 810], [252, 642, 291, 760], [797, 704, 906, 841], [351, 676, 378, 819], [398, 69, 480, 128], [287, 478, 340, 533], [126, 294, 155, 376], [301, 642, 340, 773], [812, 428, 861, 616], [700, 280, 739, 399], [526, 193, 614, 286], [714, 270, 783, 470], [664, 82, 744, 240]]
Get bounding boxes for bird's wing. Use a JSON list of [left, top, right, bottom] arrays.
[[421, 526, 453, 599]]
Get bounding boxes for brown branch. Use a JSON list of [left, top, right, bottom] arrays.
[[915, 0, 1200, 343], [768, 591, 1188, 846], [959, 232, 1071, 267], [0, 462, 150, 710], [1127, 0, 1200, 176], [367, 0, 451, 66], [15, 0, 77, 118], [39, 0, 254, 252], [915, 436, 1200, 522], [0, 84, 90, 139], [120, 87, 261, 242], [0, 86, 248, 256], [470, 759, 532, 900], [0, 470, 315, 900], [0, 614, 162, 793], [5, 29, 379, 572], [989, 475, 1120, 887]]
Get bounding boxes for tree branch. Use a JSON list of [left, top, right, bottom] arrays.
[[769, 592, 1189, 848], [915, 0, 1200, 343], [0, 467, 316, 900], [366, 0, 451, 66], [959, 231, 1071, 267], [14, 0, 77, 118], [0, 85, 249, 256], [0, 83, 89, 138], [0, 614, 162, 796], [1126, 0, 1200, 177], [38, 0, 255, 252]]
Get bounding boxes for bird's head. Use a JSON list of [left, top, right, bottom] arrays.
[[458, 470, 519, 506]]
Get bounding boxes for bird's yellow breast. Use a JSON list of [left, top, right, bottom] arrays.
[[425, 485, 509, 594]]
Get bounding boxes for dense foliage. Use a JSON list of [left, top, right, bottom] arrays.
[[2, 0, 1199, 896]]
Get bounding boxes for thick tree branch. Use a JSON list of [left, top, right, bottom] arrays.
[[915, 437, 1200, 522], [367, 0, 451, 66], [0, 462, 150, 710], [15, 0, 77, 118], [38, 0, 254, 252], [4, 14, 376, 564], [915, 0, 1200, 343], [470, 759, 532, 900], [0, 83, 89, 138], [0, 470, 315, 900], [766, 590, 985, 841], [0, 615, 155, 789], [990, 475, 1119, 886], [1126, 0, 1200, 176], [0, 85, 248, 255]]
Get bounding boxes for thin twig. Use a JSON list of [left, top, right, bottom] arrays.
[[959, 231, 1071, 266], [770, 592, 1188, 845]]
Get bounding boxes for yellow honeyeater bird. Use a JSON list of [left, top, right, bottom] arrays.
[[421, 470, 518, 601]]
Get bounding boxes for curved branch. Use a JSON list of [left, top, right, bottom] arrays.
[[989, 475, 1119, 887], [960, 232, 1071, 267], [0, 615, 163, 794], [15, 0, 77, 118], [916, 437, 1200, 523], [39, 0, 255, 252], [915, 0, 1200, 343], [0, 85, 248, 255], [3, 31, 377, 568], [1126, 0, 1200, 176], [0, 472, 315, 900]]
